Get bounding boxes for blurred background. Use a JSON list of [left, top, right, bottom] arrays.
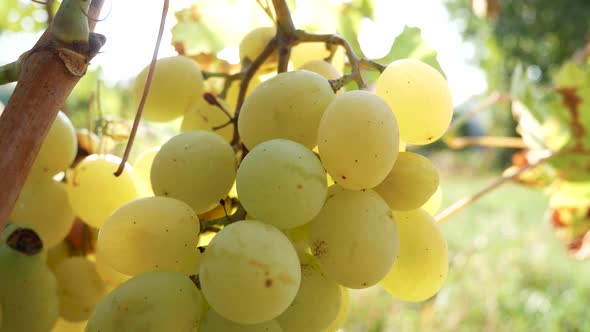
[[2, 0, 590, 331]]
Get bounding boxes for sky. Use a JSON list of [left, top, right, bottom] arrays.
[[0, 0, 487, 106]]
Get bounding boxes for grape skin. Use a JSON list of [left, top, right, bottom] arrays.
[[85, 271, 202, 332], [277, 254, 341, 332], [236, 139, 327, 229], [96, 196, 200, 276], [150, 130, 236, 214], [133, 56, 205, 122], [380, 209, 449, 302], [318, 90, 400, 190], [374, 151, 440, 211], [54, 257, 108, 322], [200, 220, 301, 325], [309, 186, 398, 289], [132, 146, 160, 197], [200, 309, 283, 332], [376, 59, 453, 145], [11, 176, 75, 248], [66, 154, 139, 228], [238, 70, 335, 150], [30, 111, 77, 177]]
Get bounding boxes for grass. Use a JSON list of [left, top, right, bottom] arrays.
[[342, 175, 590, 332]]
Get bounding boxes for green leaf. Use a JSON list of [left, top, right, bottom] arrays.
[[376, 26, 445, 78]]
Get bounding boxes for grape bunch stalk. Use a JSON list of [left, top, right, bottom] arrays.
[[0, 0, 455, 331]]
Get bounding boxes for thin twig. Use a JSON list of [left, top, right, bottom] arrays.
[[435, 153, 554, 223], [114, 0, 169, 176], [445, 136, 527, 149], [200, 202, 247, 231]]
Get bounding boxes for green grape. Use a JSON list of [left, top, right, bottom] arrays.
[[94, 252, 131, 287], [0, 227, 59, 332], [181, 95, 234, 143], [374, 151, 440, 211], [376, 59, 453, 145], [291, 43, 345, 74], [85, 271, 202, 332], [380, 209, 448, 302], [30, 111, 77, 177], [66, 154, 139, 228], [11, 175, 75, 248], [47, 241, 70, 271], [200, 309, 283, 332], [133, 56, 205, 122], [276, 254, 341, 332], [51, 318, 86, 332], [97, 196, 200, 276], [318, 90, 400, 190], [422, 185, 442, 216], [132, 146, 159, 197], [200, 220, 301, 325], [298, 60, 341, 80], [151, 131, 236, 214], [239, 27, 277, 69], [55, 257, 108, 321], [238, 70, 335, 150], [322, 287, 350, 332], [236, 139, 327, 229], [309, 186, 398, 289]]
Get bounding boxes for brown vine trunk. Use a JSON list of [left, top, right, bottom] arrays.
[[0, 0, 105, 231]]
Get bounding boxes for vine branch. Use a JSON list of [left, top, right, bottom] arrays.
[[435, 153, 554, 223], [0, 0, 105, 230]]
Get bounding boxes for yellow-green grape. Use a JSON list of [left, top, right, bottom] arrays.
[[322, 287, 350, 332], [151, 131, 236, 214], [0, 227, 59, 332], [11, 176, 75, 248], [318, 90, 399, 190], [200, 220, 301, 325], [299, 60, 341, 80], [291, 43, 345, 74], [30, 111, 77, 177], [55, 257, 108, 321], [66, 154, 139, 228], [132, 146, 159, 197], [380, 209, 448, 302], [97, 196, 200, 276], [94, 253, 130, 287], [277, 254, 341, 332], [309, 186, 398, 289], [181, 95, 234, 143], [421, 185, 442, 216], [225, 76, 261, 109], [238, 70, 335, 150], [374, 152, 440, 211], [133, 56, 205, 122], [200, 310, 283, 332], [51, 318, 86, 332], [236, 139, 327, 229], [47, 241, 70, 271], [85, 271, 202, 332], [376, 59, 453, 145], [239, 27, 277, 69]]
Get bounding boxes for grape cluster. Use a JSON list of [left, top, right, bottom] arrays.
[[2, 32, 453, 332]]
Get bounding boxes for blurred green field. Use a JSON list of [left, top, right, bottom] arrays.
[[343, 176, 590, 332]]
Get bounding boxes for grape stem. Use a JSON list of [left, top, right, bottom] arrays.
[[200, 201, 247, 231], [114, 0, 169, 177], [0, 0, 105, 230], [0, 61, 20, 85], [435, 153, 554, 223]]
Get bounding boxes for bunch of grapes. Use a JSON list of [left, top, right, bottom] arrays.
[[1, 23, 453, 332]]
